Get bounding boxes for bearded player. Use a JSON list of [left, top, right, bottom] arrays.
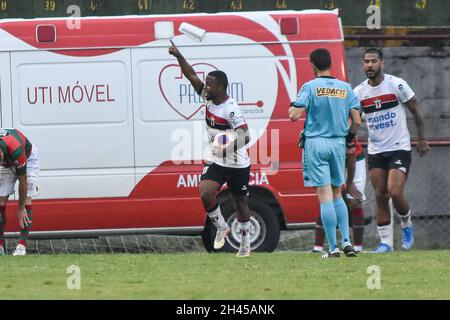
[[354, 48, 429, 253]]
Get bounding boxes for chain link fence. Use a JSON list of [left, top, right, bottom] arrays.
[[275, 144, 450, 252], [7, 146, 450, 254], [363, 144, 450, 250], [2, 145, 448, 254]]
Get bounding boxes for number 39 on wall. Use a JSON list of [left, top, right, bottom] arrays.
[[44, 0, 56, 12]]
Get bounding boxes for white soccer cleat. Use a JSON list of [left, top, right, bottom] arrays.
[[12, 244, 27, 256], [236, 243, 251, 258], [213, 224, 230, 249]]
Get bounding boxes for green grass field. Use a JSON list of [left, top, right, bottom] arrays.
[[1, 250, 450, 299]]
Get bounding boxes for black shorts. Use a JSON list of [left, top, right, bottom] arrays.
[[200, 162, 250, 196], [368, 150, 412, 175]]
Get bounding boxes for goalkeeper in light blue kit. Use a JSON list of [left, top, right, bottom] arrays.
[[289, 48, 362, 258]]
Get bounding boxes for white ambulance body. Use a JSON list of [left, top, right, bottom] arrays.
[[0, 10, 347, 252]]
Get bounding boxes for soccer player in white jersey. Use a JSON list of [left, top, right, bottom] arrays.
[[168, 40, 252, 257], [354, 48, 429, 253]]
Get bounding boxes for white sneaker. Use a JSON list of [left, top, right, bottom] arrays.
[[213, 224, 230, 249], [0, 246, 4, 256], [236, 243, 251, 258], [12, 244, 26, 256]]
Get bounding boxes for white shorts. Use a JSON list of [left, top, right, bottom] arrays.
[[346, 157, 366, 201], [0, 144, 39, 198]]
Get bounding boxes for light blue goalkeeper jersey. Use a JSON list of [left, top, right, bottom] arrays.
[[292, 76, 360, 137]]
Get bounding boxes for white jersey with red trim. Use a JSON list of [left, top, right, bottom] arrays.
[[201, 88, 250, 168], [354, 74, 415, 154]]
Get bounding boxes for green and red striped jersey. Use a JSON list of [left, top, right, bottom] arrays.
[[0, 128, 32, 176]]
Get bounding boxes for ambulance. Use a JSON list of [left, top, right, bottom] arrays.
[[0, 9, 348, 252]]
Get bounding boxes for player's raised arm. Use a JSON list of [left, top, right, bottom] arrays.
[[168, 40, 204, 95]]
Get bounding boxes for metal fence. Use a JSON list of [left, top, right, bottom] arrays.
[[362, 144, 450, 250], [2, 145, 447, 254]]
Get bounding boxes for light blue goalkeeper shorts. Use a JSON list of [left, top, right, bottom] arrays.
[[302, 136, 346, 188]]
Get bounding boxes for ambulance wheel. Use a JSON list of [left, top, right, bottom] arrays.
[[201, 197, 280, 253]]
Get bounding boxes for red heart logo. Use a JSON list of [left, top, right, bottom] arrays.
[[159, 63, 218, 120]]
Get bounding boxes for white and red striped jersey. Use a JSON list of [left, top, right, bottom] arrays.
[[201, 87, 250, 168], [354, 74, 415, 154]]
